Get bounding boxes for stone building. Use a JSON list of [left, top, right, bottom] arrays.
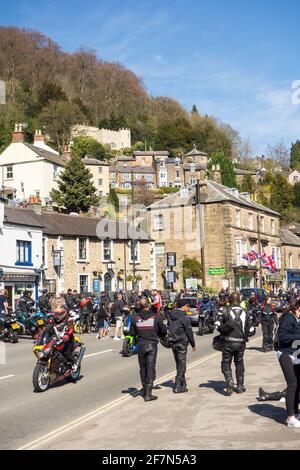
[[148, 178, 281, 292], [40, 212, 153, 296], [83, 157, 110, 197], [71, 125, 131, 150], [281, 228, 300, 289]]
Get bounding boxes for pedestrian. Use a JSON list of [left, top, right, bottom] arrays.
[[96, 301, 110, 340], [0, 289, 8, 317], [129, 298, 167, 402], [111, 293, 126, 340], [65, 289, 76, 310], [214, 293, 255, 396], [260, 296, 278, 352], [152, 289, 162, 314], [38, 288, 52, 314], [277, 299, 300, 428], [168, 302, 196, 393]]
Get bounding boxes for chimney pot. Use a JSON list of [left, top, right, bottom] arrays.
[[34, 129, 45, 144], [12, 123, 25, 143]]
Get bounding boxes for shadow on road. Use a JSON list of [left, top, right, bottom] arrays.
[[248, 403, 285, 425], [121, 387, 141, 397], [199, 380, 228, 396], [33, 374, 84, 393], [246, 347, 264, 352], [159, 380, 174, 390]]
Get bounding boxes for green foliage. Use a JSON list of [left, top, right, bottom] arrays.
[[182, 258, 202, 280], [269, 174, 294, 220], [107, 188, 120, 214], [290, 141, 300, 170], [50, 155, 100, 213], [293, 183, 300, 208], [240, 174, 255, 194], [158, 187, 180, 194], [71, 136, 106, 160], [207, 151, 237, 188]]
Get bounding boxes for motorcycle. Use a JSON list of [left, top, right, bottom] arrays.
[[69, 308, 81, 334], [17, 309, 46, 337], [122, 308, 138, 357], [198, 307, 215, 336], [0, 312, 19, 343], [32, 330, 85, 393]]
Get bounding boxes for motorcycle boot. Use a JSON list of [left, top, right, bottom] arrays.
[[144, 383, 158, 402], [173, 377, 188, 394], [257, 387, 285, 401], [224, 372, 234, 396], [236, 373, 246, 394]]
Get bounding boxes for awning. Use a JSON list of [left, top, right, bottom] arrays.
[[1, 272, 37, 282]]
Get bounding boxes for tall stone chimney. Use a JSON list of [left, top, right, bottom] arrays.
[[12, 123, 25, 143], [63, 143, 72, 160], [34, 129, 45, 147], [211, 164, 222, 184]]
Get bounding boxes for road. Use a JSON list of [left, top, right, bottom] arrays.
[[0, 328, 218, 450]]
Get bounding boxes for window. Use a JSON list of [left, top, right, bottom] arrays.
[[6, 166, 13, 179], [99, 191, 103, 196], [236, 210, 241, 228], [154, 214, 164, 230], [236, 239, 247, 266], [79, 275, 89, 294], [35, 190, 40, 198], [260, 216, 265, 232], [289, 253, 293, 269], [146, 174, 153, 181], [78, 237, 88, 261], [176, 170, 180, 179], [103, 240, 112, 261], [190, 163, 196, 173], [16, 240, 32, 266], [124, 173, 131, 181], [155, 243, 165, 257], [191, 177, 197, 184], [129, 241, 140, 263], [160, 160, 165, 168], [141, 158, 146, 165], [98, 167, 102, 173], [123, 182, 132, 189], [110, 181, 116, 188], [274, 246, 281, 269], [98, 179, 103, 187], [135, 174, 142, 180], [271, 219, 275, 235], [175, 158, 180, 167], [248, 213, 253, 230], [110, 173, 116, 180], [53, 165, 59, 180]]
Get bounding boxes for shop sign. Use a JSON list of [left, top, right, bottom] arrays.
[[167, 271, 176, 284], [2, 273, 36, 282], [208, 268, 226, 276], [93, 278, 100, 293]]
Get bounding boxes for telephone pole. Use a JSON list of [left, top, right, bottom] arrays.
[[257, 214, 263, 288], [195, 180, 206, 288]]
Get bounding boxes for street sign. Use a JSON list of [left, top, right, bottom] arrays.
[[167, 252, 176, 268], [185, 278, 198, 289], [53, 251, 61, 267], [167, 271, 176, 284], [208, 268, 226, 276]]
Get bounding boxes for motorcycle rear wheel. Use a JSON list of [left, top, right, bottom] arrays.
[[122, 338, 133, 357], [33, 363, 50, 392], [66, 352, 81, 382]]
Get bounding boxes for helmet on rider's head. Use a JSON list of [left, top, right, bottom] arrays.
[[53, 306, 68, 324], [203, 294, 210, 302], [79, 298, 91, 308]]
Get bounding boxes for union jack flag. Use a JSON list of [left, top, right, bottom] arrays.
[[242, 250, 259, 262], [261, 251, 280, 273]]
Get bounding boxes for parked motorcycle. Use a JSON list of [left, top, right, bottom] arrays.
[[122, 308, 138, 357], [0, 312, 19, 343], [69, 308, 81, 334], [17, 309, 46, 337], [32, 330, 85, 392]]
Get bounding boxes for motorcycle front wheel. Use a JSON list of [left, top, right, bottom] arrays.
[[8, 329, 18, 343], [33, 363, 50, 392], [198, 321, 204, 336], [122, 338, 133, 357]]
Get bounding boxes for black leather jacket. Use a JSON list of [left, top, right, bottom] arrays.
[[215, 304, 255, 343]]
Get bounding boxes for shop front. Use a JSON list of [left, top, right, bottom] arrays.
[[0, 268, 42, 310], [265, 272, 285, 292], [286, 270, 300, 289], [233, 266, 258, 291]]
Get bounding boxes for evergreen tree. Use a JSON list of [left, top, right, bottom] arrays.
[[50, 155, 100, 213], [269, 174, 294, 219], [191, 104, 199, 114], [240, 174, 255, 194], [107, 187, 120, 216], [293, 182, 300, 208], [290, 140, 300, 170], [207, 151, 237, 188]]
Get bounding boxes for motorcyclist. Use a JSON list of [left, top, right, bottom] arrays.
[[38, 289, 52, 314], [247, 294, 260, 327], [79, 296, 93, 332], [214, 292, 255, 395], [49, 307, 78, 372], [260, 296, 278, 352], [65, 289, 76, 310], [129, 298, 167, 402], [18, 290, 35, 315]]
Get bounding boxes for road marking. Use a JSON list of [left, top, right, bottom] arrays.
[[19, 336, 262, 450], [0, 375, 15, 381], [84, 349, 114, 358], [18, 351, 220, 451]]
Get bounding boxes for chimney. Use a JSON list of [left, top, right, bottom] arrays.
[[63, 143, 71, 160], [34, 129, 45, 146], [12, 123, 25, 143], [211, 164, 222, 184]]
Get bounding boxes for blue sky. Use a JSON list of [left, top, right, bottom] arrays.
[[1, 0, 300, 154]]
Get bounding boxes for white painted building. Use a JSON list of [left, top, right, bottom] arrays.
[[0, 197, 44, 309], [72, 124, 131, 150], [0, 125, 66, 205], [288, 170, 300, 186]]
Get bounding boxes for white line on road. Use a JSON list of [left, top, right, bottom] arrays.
[[0, 375, 15, 381], [84, 349, 114, 358]]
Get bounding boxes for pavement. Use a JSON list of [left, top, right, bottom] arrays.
[[0, 327, 215, 450], [18, 335, 300, 451]]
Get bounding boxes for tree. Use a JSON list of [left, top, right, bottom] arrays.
[[191, 104, 199, 114], [50, 155, 100, 213], [182, 258, 202, 280], [267, 141, 290, 167], [293, 182, 300, 208], [269, 174, 294, 220], [240, 174, 255, 194], [71, 136, 106, 160], [207, 151, 237, 188], [107, 187, 120, 215], [132, 180, 156, 207], [290, 141, 300, 171]]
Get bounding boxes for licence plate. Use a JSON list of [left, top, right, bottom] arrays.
[[38, 319, 44, 325], [11, 323, 19, 330]]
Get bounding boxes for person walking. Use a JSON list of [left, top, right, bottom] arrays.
[[169, 302, 196, 393], [129, 298, 167, 402], [277, 300, 300, 428], [214, 293, 255, 396], [260, 296, 278, 352], [38, 289, 52, 314], [111, 293, 126, 340], [0, 289, 8, 317]]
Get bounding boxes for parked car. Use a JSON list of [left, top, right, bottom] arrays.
[[176, 297, 200, 326], [240, 288, 268, 303]]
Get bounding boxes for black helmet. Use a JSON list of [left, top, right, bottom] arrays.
[[53, 306, 68, 324], [203, 294, 210, 302]]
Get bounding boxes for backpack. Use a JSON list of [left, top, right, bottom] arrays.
[[169, 317, 184, 343]]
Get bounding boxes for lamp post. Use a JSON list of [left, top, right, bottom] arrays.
[[195, 180, 206, 288]]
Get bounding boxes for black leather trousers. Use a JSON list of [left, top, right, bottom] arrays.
[[172, 343, 188, 387], [138, 342, 158, 386], [221, 342, 246, 386]]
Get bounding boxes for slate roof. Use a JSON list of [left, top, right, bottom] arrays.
[[24, 143, 67, 167], [185, 148, 208, 158], [109, 166, 156, 174], [83, 158, 109, 166], [4, 207, 44, 228], [281, 228, 300, 246]]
